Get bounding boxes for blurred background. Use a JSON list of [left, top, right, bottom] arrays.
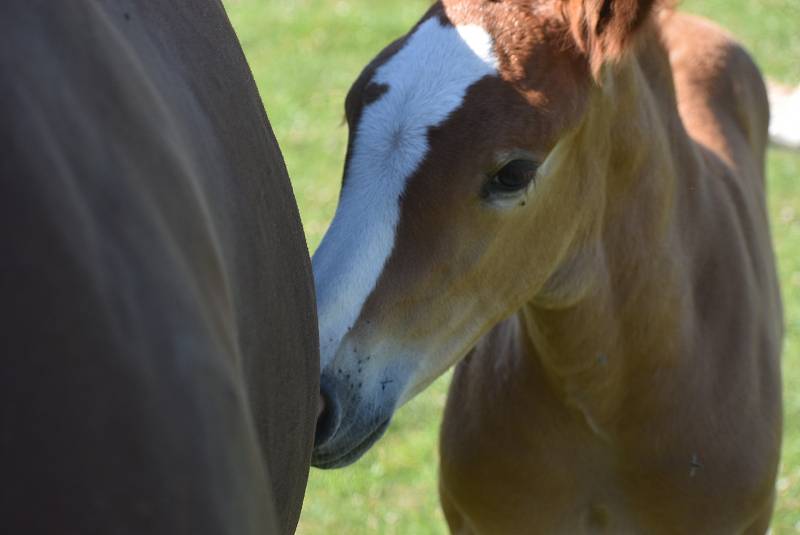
[[224, 1, 800, 532]]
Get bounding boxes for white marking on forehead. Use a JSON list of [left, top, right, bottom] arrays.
[[456, 24, 499, 67], [313, 18, 498, 368]]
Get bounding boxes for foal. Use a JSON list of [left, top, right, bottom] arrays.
[[312, 0, 783, 532]]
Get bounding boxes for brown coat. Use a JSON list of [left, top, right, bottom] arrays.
[[312, 1, 782, 533]]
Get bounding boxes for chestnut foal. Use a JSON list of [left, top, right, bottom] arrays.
[[312, 0, 783, 532]]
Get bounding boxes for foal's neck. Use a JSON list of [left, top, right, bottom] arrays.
[[519, 33, 700, 434]]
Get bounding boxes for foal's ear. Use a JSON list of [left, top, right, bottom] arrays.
[[562, 0, 657, 79]]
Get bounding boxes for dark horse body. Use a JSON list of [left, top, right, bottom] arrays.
[[1, 2, 317, 533]]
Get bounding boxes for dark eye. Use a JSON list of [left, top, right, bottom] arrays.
[[489, 159, 538, 193]]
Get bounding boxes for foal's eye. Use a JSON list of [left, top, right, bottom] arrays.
[[489, 159, 538, 193]]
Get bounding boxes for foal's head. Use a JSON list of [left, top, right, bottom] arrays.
[[312, 0, 659, 468]]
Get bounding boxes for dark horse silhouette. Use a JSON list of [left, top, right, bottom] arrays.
[[0, 2, 318, 533]]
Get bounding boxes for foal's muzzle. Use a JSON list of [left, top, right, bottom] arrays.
[[311, 374, 394, 469]]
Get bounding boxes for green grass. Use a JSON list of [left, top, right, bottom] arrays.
[[224, 1, 800, 532]]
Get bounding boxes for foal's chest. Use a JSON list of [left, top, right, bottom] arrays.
[[439, 361, 773, 534], [439, 424, 763, 534]]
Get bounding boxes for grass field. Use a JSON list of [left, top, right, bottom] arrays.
[[225, 1, 800, 532]]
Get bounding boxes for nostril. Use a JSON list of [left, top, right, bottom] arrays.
[[314, 382, 341, 448]]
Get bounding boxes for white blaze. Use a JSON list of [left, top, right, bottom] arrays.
[[313, 18, 499, 368]]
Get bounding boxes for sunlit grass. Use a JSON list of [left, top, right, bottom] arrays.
[[225, 0, 800, 532]]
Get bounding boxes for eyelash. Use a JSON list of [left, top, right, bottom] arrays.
[[486, 159, 539, 196]]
